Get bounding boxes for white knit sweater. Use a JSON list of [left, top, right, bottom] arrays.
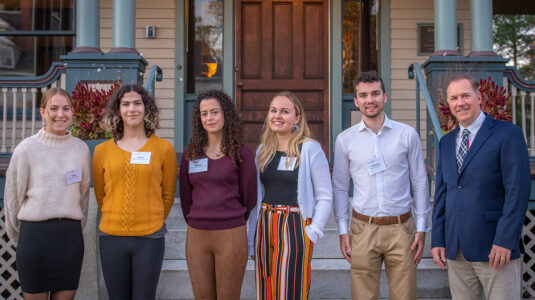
[[4, 128, 91, 244]]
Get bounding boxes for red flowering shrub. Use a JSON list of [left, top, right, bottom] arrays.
[[71, 82, 120, 140], [439, 77, 512, 133], [479, 78, 512, 123]]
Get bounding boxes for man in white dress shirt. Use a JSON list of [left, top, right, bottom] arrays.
[[332, 71, 430, 300]]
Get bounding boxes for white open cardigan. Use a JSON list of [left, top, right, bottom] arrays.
[[247, 140, 333, 255]]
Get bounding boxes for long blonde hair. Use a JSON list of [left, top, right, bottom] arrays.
[[257, 91, 310, 172]]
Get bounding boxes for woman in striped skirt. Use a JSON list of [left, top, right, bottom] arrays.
[[248, 91, 333, 300]]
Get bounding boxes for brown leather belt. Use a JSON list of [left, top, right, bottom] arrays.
[[352, 210, 411, 225]]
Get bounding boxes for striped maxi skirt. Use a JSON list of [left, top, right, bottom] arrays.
[[254, 203, 314, 300]]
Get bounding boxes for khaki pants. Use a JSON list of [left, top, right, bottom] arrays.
[[447, 249, 521, 300], [185, 225, 248, 300], [350, 215, 417, 300]]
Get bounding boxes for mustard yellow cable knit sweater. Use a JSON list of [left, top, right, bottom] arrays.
[[4, 128, 91, 245], [92, 135, 178, 236]]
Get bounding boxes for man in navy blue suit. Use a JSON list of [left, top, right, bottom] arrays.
[[431, 74, 530, 300]]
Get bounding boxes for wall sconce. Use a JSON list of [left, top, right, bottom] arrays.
[[145, 25, 156, 39]]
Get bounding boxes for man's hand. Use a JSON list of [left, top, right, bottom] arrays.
[[488, 244, 512, 270], [432, 247, 447, 270], [411, 232, 425, 264], [339, 234, 351, 263]]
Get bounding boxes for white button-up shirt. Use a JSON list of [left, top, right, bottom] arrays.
[[332, 115, 430, 234]]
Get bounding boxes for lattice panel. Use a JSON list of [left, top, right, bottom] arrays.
[[0, 207, 22, 300], [523, 210, 535, 298]]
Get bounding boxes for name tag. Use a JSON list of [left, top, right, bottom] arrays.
[[130, 152, 151, 164], [365, 156, 386, 175], [189, 158, 208, 173], [277, 156, 297, 171], [66, 168, 82, 185]]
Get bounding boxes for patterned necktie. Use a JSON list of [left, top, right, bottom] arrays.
[[457, 129, 470, 172]]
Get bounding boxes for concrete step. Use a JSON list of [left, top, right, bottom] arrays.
[[165, 201, 434, 259], [165, 201, 187, 229], [156, 258, 451, 300], [166, 200, 341, 230], [163, 228, 346, 259], [164, 229, 186, 259]]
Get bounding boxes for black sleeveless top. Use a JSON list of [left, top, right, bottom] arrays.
[[260, 151, 299, 205]]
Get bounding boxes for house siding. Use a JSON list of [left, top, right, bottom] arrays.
[[99, 0, 177, 143], [96, 0, 478, 148], [389, 0, 471, 151]]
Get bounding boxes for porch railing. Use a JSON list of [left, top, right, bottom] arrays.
[[0, 64, 163, 154], [502, 67, 535, 297], [144, 65, 163, 98], [408, 63, 443, 178], [503, 66, 535, 156], [0, 63, 66, 153]]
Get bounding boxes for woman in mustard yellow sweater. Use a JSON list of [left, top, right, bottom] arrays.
[[92, 85, 177, 300]]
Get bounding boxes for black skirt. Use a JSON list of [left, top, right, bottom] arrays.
[[17, 218, 84, 293]]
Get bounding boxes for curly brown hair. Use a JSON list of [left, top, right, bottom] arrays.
[[184, 89, 245, 165], [102, 84, 160, 140]]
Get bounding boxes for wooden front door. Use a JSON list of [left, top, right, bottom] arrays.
[[236, 0, 329, 152]]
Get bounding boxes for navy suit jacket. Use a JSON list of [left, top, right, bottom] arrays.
[[431, 114, 531, 262]]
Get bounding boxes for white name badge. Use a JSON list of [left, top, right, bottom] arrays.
[[130, 152, 151, 164], [189, 158, 208, 173], [66, 168, 82, 185], [277, 156, 297, 171], [365, 156, 386, 175]]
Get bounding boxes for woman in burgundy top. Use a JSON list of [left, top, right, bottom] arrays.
[[179, 89, 257, 299]]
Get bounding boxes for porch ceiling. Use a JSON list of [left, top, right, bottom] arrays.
[[494, 0, 535, 14]]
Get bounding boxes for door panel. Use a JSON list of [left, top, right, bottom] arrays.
[[273, 4, 292, 79], [236, 0, 329, 153], [241, 4, 262, 78], [304, 3, 324, 78]]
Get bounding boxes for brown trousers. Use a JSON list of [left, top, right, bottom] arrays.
[[185, 225, 248, 300], [350, 215, 418, 300]]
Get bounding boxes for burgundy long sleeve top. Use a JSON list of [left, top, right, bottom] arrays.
[[179, 145, 258, 230]]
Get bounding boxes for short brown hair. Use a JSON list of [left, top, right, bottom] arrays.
[[447, 74, 480, 95], [353, 71, 385, 95]]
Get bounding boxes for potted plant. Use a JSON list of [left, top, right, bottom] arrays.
[[69, 82, 121, 294], [71, 82, 120, 156]]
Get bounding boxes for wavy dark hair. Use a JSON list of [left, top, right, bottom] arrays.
[[184, 89, 245, 165], [103, 84, 160, 140]]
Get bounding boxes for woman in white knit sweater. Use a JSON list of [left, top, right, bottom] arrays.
[[247, 91, 332, 300], [4, 88, 90, 300]]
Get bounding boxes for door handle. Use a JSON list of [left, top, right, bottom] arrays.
[[237, 81, 244, 87]]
